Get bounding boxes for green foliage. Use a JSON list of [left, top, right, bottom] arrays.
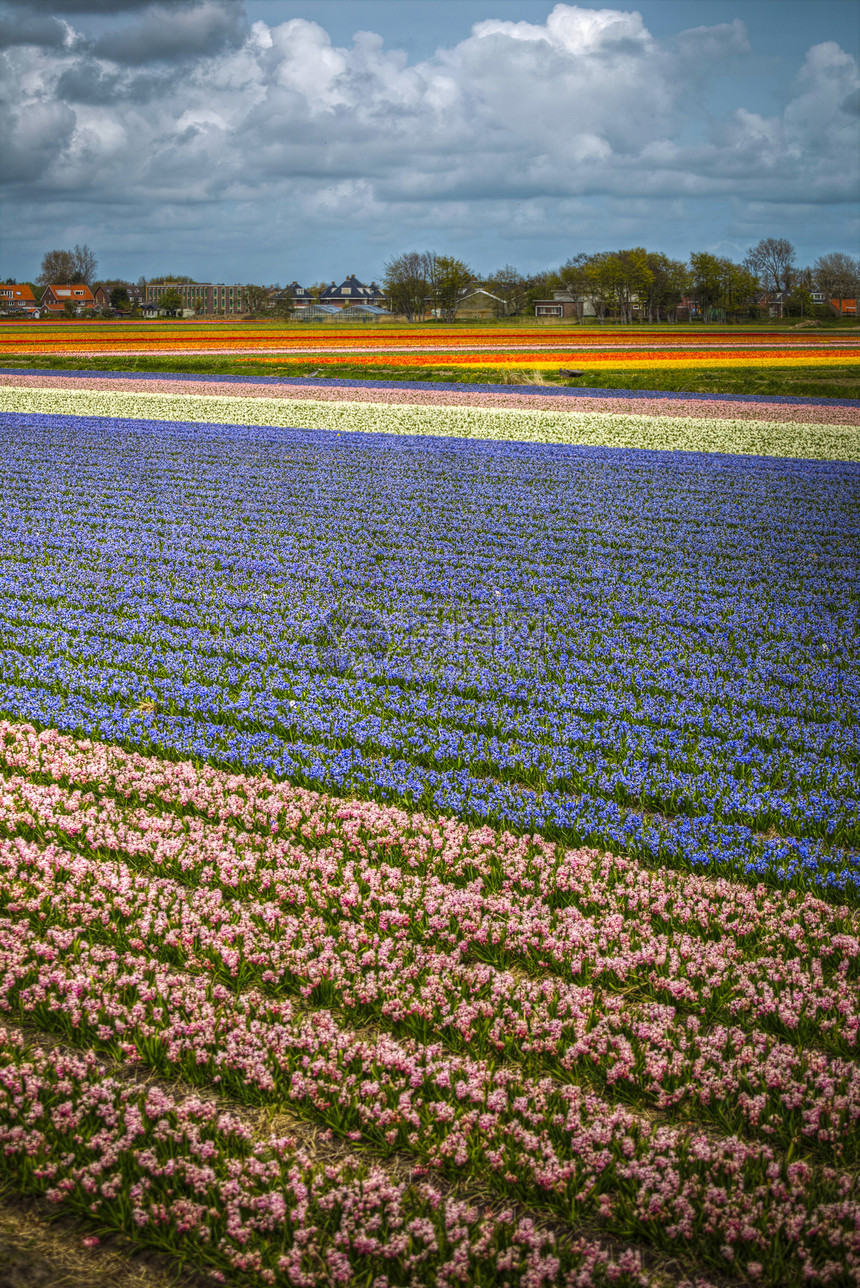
[[242, 284, 271, 314], [158, 288, 184, 315], [430, 255, 473, 321], [689, 253, 758, 320], [590, 248, 653, 324]]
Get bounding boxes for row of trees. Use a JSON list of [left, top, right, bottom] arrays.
[[383, 239, 860, 321], [10, 238, 859, 322], [382, 253, 473, 321]]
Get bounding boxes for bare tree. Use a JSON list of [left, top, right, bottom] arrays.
[[482, 264, 529, 317], [38, 249, 76, 284], [38, 244, 98, 285], [72, 243, 97, 284], [382, 251, 435, 321], [814, 252, 860, 318], [554, 254, 590, 321], [743, 237, 796, 295]]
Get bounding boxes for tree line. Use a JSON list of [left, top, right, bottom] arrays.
[[5, 239, 858, 320], [384, 240, 860, 321]]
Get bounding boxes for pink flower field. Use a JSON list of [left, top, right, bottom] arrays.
[[0, 720, 857, 1286]]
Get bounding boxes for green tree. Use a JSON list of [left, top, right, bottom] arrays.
[[110, 286, 130, 310], [270, 285, 294, 319], [689, 253, 758, 321], [242, 284, 270, 314], [723, 262, 759, 320], [643, 253, 690, 322], [158, 288, 184, 316], [689, 252, 726, 318], [584, 252, 624, 321], [784, 285, 814, 318], [612, 248, 654, 324], [429, 255, 473, 321]]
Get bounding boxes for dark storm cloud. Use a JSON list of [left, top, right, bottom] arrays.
[[7, 0, 190, 12], [92, 0, 247, 64], [54, 59, 120, 101], [0, 7, 69, 48]]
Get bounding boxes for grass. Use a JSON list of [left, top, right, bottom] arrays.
[[4, 353, 860, 399]]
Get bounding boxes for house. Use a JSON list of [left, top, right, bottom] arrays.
[[280, 282, 315, 309], [140, 297, 196, 318], [0, 284, 36, 312], [533, 289, 597, 319], [319, 276, 386, 309], [438, 288, 505, 320], [92, 286, 110, 309], [757, 290, 855, 318], [41, 284, 95, 314]]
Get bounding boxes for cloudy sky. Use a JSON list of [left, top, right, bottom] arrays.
[[2, 0, 858, 286]]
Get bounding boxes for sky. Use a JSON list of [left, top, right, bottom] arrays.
[[1, 0, 858, 286]]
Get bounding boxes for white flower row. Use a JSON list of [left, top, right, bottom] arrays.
[[3, 385, 858, 461]]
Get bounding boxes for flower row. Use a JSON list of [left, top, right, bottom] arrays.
[[0, 1026, 652, 1288], [5, 371, 859, 425], [2, 385, 858, 459], [2, 919, 857, 1285], [2, 723, 858, 1120], [4, 348, 859, 370]]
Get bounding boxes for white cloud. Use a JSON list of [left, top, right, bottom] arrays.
[[0, 2, 857, 276]]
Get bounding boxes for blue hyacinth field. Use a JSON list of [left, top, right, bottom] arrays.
[[2, 389, 858, 896]]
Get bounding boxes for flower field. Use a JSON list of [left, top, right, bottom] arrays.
[[0, 365, 858, 1285], [2, 320, 859, 372]]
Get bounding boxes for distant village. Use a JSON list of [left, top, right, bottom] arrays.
[[2, 253, 857, 324]]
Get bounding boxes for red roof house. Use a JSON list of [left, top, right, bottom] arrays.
[[0, 284, 36, 310], [41, 284, 96, 314]]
